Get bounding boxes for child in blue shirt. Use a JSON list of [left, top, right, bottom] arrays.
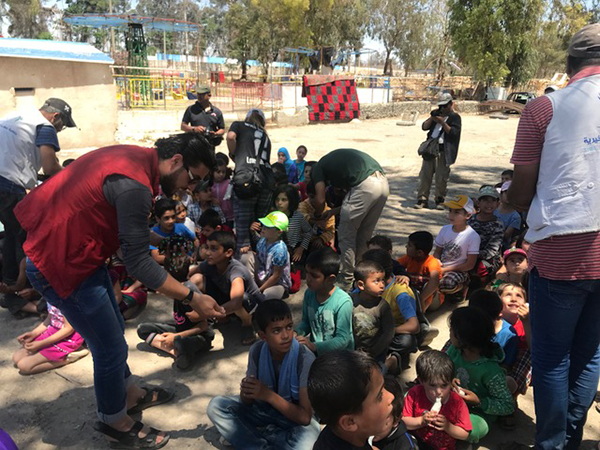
[[150, 198, 196, 265]]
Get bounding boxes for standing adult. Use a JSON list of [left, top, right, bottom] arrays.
[[15, 134, 226, 449], [0, 98, 73, 286], [227, 109, 275, 254], [508, 24, 600, 450], [311, 148, 389, 291], [415, 93, 462, 210], [181, 85, 225, 146]]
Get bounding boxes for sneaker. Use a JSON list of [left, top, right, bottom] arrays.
[[420, 326, 440, 348], [66, 348, 89, 363], [414, 199, 428, 209], [435, 197, 445, 210], [219, 436, 232, 447]]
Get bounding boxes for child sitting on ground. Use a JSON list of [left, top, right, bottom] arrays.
[[298, 181, 336, 250], [196, 208, 233, 263], [295, 160, 317, 201], [361, 249, 420, 374], [175, 200, 196, 237], [295, 248, 354, 354], [189, 231, 265, 346], [189, 182, 225, 225], [494, 181, 521, 250], [150, 198, 196, 265], [207, 299, 320, 449], [12, 303, 87, 375], [446, 306, 514, 444], [433, 195, 480, 302], [367, 235, 406, 276], [373, 375, 419, 450], [109, 252, 147, 321], [468, 186, 505, 287], [351, 260, 395, 364], [138, 236, 213, 369], [403, 350, 471, 450], [492, 247, 528, 291], [308, 350, 394, 449], [272, 185, 314, 263], [252, 211, 292, 299], [290, 145, 308, 184], [398, 231, 443, 312], [211, 157, 234, 228]]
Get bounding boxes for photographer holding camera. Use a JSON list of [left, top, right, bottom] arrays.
[[415, 92, 462, 210], [181, 85, 225, 146]]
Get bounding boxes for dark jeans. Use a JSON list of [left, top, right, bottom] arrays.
[[529, 269, 600, 450], [26, 259, 132, 423], [137, 322, 213, 354], [0, 178, 26, 282]]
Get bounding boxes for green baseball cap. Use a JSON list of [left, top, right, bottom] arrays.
[[195, 84, 211, 94], [259, 211, 289, 232]]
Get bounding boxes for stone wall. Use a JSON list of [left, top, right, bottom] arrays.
[[360, 101, 480, 120]]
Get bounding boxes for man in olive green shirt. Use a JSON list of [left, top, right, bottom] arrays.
[[311, 149, 389, 290]]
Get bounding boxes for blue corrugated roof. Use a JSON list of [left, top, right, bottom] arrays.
[[64, 15, 199, 32], [0, 38, 113, 64]]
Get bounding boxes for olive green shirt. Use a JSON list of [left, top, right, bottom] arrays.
[[311, 149, 383, 190]]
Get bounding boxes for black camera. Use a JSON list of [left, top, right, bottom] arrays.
[[431, 108, 442, 117]]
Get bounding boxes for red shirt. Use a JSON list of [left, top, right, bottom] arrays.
[[397, 255, 442, 291], [403, 384, 472, 450], [512, 318, 527, 350], [510, 66, 600, 280]]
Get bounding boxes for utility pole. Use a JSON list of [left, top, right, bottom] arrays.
[[109, 0, 115, 57]]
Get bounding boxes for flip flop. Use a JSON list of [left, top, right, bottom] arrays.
[[127, 387, 174, 415]]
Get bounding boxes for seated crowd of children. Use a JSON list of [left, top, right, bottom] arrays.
[[6, 158, 538, 449]]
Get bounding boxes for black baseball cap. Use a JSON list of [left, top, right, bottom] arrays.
[[42, 98, 77, 128], [568, 23, 600, 58]]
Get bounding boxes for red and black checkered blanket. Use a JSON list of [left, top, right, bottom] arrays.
[[303, 75, 360, 122]]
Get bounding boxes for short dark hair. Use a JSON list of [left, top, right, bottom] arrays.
[[567, 55, 600, 75], [254, 299, 292, 332], [367, 235, 393, 253], [274, 185, 300, 213], [408, 231, 434, 255], [308, 350, 380, 425], [214, 157, 233, 179], [501, 169, 514, 177], [384, 375, 404, 421], [154, 198, 177, 219], [271, 162, 288, 186], [416, 350, 454, 384], [354, 260, 384, 283], [199, 209, 222, 229], [305, 160, 317, 170], [449, 306, 496, 358], [62, 158, 75, 167], [297, 145, 308, 153], [215, 151, 229, 166], [360, 248, 393, 280], [206, 231, 236, 252], [155, 133, 216, 173], [468, 289, 503, 320], [306, 247, 340, 278]]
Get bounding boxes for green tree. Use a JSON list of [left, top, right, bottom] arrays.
[[368, 0, 427, 76], [223, 0, 256, 78], [5, 0, 49, 38]]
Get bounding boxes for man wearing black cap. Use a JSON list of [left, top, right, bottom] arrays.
[[0, 98, 75, 288], [181, 84, 225, 146], [508, 23, 600, 450], [415, 92, 462, 210]]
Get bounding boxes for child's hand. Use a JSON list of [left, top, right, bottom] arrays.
[[161, 333, 176, 349], [17, 332, 35, 344], [422, 411, 436, 427], [292, 247, 304, 262], [24, 340, 44, 353], [239, 246, 251, 254], [457, 386, 480, 406], [518, 303, 530, 321], [250, 222, 262, 233], [430, 413, 448, 431], [296, 335, 316, 352], [240, 376, 271, 402]]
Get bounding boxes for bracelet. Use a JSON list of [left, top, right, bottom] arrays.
[[181, 288, 194, 306]]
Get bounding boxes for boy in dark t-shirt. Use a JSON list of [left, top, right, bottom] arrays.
[[137, 236, 213, 369]]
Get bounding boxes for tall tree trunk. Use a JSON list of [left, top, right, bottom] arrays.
[[241, 60, 247, 79], [383, 48, 393, 76]]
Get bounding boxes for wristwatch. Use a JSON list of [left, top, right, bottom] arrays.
[[181, 288, 194, 306]]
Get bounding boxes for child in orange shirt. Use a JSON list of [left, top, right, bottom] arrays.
[[397, 231, 443, 313]]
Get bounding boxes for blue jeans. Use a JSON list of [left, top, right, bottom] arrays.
[[529, 269, 600, 450], [26, 259, 132, 423], [207, 396, 320, 450]]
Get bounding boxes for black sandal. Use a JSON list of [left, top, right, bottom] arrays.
[[93, 421, 170, 449], [127, 387, 174, 415]]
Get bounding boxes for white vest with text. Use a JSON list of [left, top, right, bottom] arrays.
[[525, 74, 600, 243], [0, 109, 53, 189]]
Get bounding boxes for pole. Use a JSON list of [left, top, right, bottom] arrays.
[[163, 30, 167, 57], [109, 0, 115, 57], [184, 7, 189, 64]]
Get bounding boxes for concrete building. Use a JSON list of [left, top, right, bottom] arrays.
[[0, 38, 116, 149]]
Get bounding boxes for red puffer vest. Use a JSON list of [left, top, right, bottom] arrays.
[[15, 145, 160, 298]]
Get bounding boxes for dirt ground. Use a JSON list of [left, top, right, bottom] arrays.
[[1, 114, 599, 449]]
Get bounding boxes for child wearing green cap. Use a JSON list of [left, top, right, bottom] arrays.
[[253, 211, 292, 300]]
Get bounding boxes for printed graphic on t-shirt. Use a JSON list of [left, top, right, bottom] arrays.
[[442, 241, 462, 265]]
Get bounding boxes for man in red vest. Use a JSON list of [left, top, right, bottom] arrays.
[[15, 133, 225, 449]]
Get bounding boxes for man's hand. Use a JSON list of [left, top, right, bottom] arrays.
[[240, 376, 271, 402], [190, 292, 226, 320], [193, 125, 206, 133], [296, 335, 316, 352]]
